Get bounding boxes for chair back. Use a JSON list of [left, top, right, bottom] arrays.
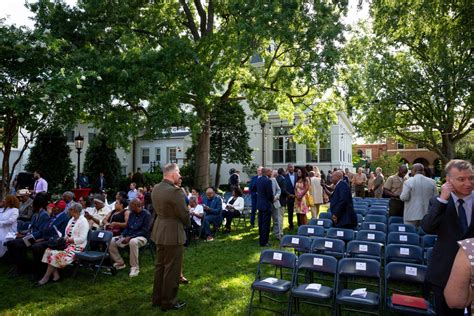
[[360, 222, 387, 233], [297, 225, 325, 238], [387, 232, 421, 246], [355, 208, 368, 216], [87, 230, 113, 251], [385, 262, 426, 284], [309, 218, 333, 229], [311, 237, 345, 258], [318, 212, 332, 220], [346, 240, 383, 261], [326, 227, 356, 242], [388, 223, 417, 234], [259, 249, 297, 269], [422, 235, 437, 248], [297, 253, 338, 275], [364, 214, 387, 224], [388, 216, 403, 225], [356, 230, 386, 244], [338, 258, 380, 278], [385, 244, 423, 264], [280, 235, 312, 254]]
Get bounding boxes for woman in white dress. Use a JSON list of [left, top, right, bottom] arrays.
[[309, 170, 324, 219], [0, 195, 19, 257]]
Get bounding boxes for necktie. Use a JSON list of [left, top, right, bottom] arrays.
[[458, 199, 468, 235]]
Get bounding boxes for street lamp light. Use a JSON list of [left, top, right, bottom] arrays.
[[74, 133, 84, 188]]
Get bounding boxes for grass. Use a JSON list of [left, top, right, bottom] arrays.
[[0, 206, 365, 316]]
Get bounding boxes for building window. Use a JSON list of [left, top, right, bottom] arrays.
[[141, 148, 150, 164], [306, 147, 318, 163], [121, 166, 127, 175], [167, 147, 177, 163], [66, 129, 75, 143], [365, 148, 372, 159], [319, 136, 331, 162], [272, 127, 296, 164], [397, 142, 405, 149], [155, 148, 161, 162]]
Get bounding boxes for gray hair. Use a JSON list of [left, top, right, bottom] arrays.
[[70, 203, 82, 213], [163, 163, 178, 175], [446, 159, 473, 176], [412, 163, 424, 174], [189, 196, 197, 203], [63, 191, 74, 199]]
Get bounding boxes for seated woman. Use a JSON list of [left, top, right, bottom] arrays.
[[102, 199, 130, 236], [0, 195, 20, 257], [222, 187, 244, 233], [36, 203, 89, 286]]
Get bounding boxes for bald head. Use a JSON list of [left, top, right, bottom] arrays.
[[398, 165, 408, 177], [412, 163, 424, 175], [331, 170, 343, 184]]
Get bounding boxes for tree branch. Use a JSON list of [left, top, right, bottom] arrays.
[[179, 0, 200, 41], [206, 0, 214, 34], [193, 0, 207, 36]]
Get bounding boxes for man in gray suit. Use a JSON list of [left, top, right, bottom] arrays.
[[151, 163, 190, 311], [400, 163, 438, 227], [267, 169, 282, 240], [373, 167, 384, 198]]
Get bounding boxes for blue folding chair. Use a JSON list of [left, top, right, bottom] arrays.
[[418, 226, 427, 236], [388, 223, 417, 234], [387, 232, 421, 246], [297, 225, 325, 238], [309, 218, 333, 230], [318, 212, 332, 220], [335, 258, 382, 315], [280, 235, 312, 255], [311, 237, 345, 259], [367, 209, 388, 216], [356, 214, 364, 227], [346, 240, 383, 262], [326, 228, 356, 243], [356, 230, 386, 245], [248, 250, 297, 315], [364, 214, 388, 225], [385, 262, 436, 315], [288, 254, 337, 315], [422, 235, 437, 249], [385, 244, 424, 264], [388, 216, 403, 225], [355, 208, 368, 217], [360, 222, 387, 233]]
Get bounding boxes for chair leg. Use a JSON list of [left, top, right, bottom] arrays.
[[248, 289, 255, 316], [73, 261, 80, 279], [286, 295, 293, 316]]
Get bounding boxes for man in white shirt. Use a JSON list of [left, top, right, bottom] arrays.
[[128, 182, 138, 201], [33, 170, 48, 196]]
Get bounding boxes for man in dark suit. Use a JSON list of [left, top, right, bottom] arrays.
[[421, 159, 474, 316], [151, 163, 190, 311], [285, 164, 297, 230], [329, 170, 357, 229], [249, 166, 263, 228], [256, 167, 274, 246]]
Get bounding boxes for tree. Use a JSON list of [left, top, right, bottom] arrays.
[[210, 102, 252, 187], [341, 1, 473, 165], [83, 134, 122, 193], [25, 128, 74, 193], [32, 0, 348, 188], [370, 152, 404, 177], [0, 22, 83, 198]]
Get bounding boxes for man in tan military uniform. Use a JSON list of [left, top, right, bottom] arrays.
[[151, 163, 190, 311], [384, 165, 408, 216]]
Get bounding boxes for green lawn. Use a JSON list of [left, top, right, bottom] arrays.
[[0, 207, 349, 316]]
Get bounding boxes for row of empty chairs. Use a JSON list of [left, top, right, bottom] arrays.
[[249, 250, 435, 315]]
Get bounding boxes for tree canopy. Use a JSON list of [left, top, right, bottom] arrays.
[[341, 1, 473, 164]]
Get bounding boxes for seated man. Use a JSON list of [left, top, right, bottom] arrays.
[[31, 200, 70, 279], [16, 189, 33, 231], [61, 191, 76, 213], [109, 199, 151, 277], [6, 192, 50, 276], [201, 187, 223, 241], [188, 196, 204, 239], [84, 194, 111, 229]]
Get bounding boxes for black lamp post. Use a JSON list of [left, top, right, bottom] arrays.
[[74, 133, 84, 188]]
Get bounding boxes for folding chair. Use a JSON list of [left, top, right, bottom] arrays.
[[326, 228, 356, 243], [385, 244, 424, 264], [385, 262, 436, 315], [367, 209, 388, 216], [422, 235, 437, 249], [425, 247, 433, 266], [388, 216, 403, 225], [309, 218, 333, 230], [335, 258, 382, 315], [311, 237, 345, 259], [355, 208, 368, 217], [297, 225, 325, 238], [387, 232, 421, 246], [319, 212, 332, 220], [280, 235, 312, 255], [288, 254, 337, 315], [74, 230, 114, 282], [356, 214, 364, 228], [356, 230, 386, 245], [248, 250, 297, 315], [364, 214, 388, 225], [417, 226, 427, 236], [388, 223, 417, 234], [346, 240, 383, 262], [360, 222, 387, 234]]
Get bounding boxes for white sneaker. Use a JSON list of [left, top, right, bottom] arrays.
[[113, 262, 126, 270], [129, 267, 140, 277]]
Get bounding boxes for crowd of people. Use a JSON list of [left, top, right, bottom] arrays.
[[0, 159, 472, 314]]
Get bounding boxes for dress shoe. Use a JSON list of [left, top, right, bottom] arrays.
[[179, 276, 189, 284], [161, 302, 186, 311]]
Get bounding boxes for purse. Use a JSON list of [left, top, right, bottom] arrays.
[[47, 237, 67, 250]]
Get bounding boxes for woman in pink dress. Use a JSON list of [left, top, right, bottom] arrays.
[[36, 203, 89, 286], [295, 168, 310, 226]]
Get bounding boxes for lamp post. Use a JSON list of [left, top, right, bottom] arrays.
[[74, 133, 84, 188]]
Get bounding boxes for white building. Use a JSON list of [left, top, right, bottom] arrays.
[[2, 110, 354, 187]]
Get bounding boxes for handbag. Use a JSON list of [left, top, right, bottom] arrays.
[[47, 237, 67, 250]]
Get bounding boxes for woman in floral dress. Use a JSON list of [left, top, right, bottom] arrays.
[[37, 203, 89, 286], [295, 168, 310, 226]]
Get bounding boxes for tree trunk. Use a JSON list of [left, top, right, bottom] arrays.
[[214, 159, 221, 188], [1, 118, 17, 199], [441, 134, 455, 165], [194, 112, 211, 190]]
